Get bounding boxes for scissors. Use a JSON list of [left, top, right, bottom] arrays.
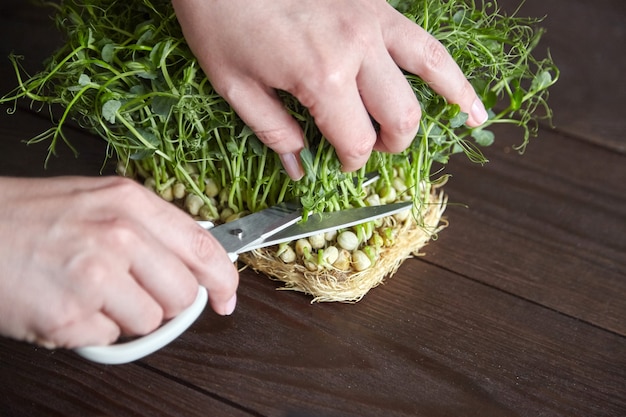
[[75, 189, 412, 364]]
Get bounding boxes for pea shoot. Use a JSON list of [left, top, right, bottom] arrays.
[[1, 0, 558, 301]]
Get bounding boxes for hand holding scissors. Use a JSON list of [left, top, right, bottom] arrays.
[[76, 197, 411, 364]]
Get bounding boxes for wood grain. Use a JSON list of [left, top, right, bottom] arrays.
[[0, 0, 624, 416], [0, 109, 113, 177], [140, 264, 626, 417], [500, 0, 626, 152], [429, 125, 626, 334], [0, 338, 255, 417]]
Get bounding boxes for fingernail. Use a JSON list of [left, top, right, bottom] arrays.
[[222, 294, 237, 316], [36, 338, 57, 350], [471, 98, 489, 125], [280, 152, 304, 181]]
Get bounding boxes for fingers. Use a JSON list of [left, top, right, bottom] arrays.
[[122, 229, 199, 320], [104, 180, 240, 316], [383, 9, 488, 127], [55, 213, 236, 347], [180, 224, 239, 316], [356, 40, 422, 155], [218, 76, 377, 175], [72, 178, 239, 320], [296, 74, 378, 173], [2, 177, 240, 350], [37, 312, 120, 349], [214, 79, 306, 180]]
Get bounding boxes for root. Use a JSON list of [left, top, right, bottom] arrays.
[[239, 190, 448, 303]]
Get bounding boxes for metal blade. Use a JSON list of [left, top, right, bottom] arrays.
[[208, 171, 384, 254], [208, 201, 303, 254], [240, 201, 412, 253]]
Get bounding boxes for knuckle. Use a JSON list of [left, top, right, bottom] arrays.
[[219, 269, 240, 296], [167, 283, 199, 318], [210, 74, 247, 106], [458, 79, 477, 102], [351, 136, 376, 158], [294, 69, 345, 109], [190, 227, 222, 264], [134, 307, 164, 335], [255, 127, 296, 150], [388, 105, 421, 146], [180, 284, 200, 310], [338, 133, 376, 168], [105, 176, 145, 202], [97, 220, 140, 250], [37, 300, 83, 343], [213, 79, 238, 104], [68, 253, 110, 290], [421, 36, 449, 76], [85, 177, 148, 213], [105, 326, 122, 345], [335, 11, 378, 49], [99, 175, 137, 192]]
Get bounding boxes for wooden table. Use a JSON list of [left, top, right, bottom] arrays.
[[1, 1, 624, 416]]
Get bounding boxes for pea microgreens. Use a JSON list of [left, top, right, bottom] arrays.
[[2, 0, 558, 222]]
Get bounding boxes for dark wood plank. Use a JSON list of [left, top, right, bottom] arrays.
[[2, 240, 624, 417], [0, 107, 114, 177], [0, 338, 255, 417], [430, 124, 626, 334], [0, 1, 63, 94], [139, 262, 626, 417], [499, 0, 626, 152], [1, 1, 624, 417], [6, 260, 622, 417]]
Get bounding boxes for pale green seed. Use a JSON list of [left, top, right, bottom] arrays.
[[185, 194, 204, 216], [352, 250, 371, 271], [173, 182, 186, 200], [308, 233, 326, 249], [295, 239, 312, 257], [337, 231, 359, 251]]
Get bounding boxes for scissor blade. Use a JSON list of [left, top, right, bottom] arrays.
[[208, 201, 303, 254], [207, 173, 382, 253], [240, 201, 412, 253]]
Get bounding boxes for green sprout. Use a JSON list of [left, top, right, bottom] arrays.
[[1, 0, 558, 223]]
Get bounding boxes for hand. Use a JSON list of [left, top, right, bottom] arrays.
[[0, 176, 238, 349], [172, 0, 488, 180]]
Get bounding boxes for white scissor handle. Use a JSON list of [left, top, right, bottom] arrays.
[[75, 221, 237, 364], [75, 285, 208, 364]]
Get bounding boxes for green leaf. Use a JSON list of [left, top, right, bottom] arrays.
[[237, 125, 255, 140], [102, 99, 121, 124], [129, 84, 147, 95], [299, 194, 315, 211], [101, 43, 115, 63], [151, 96, 178, 118], [452, 10, 468, 25], [482, 91, 498, 110], [226, 140, 239, 154], [248, 136, 264, 156], [299, 147, 317, 184], [78, 73, 91, 86], [445, 103, 461, 119], [449, 111, 468, 128], [133, 128, 160, 149], [531, 70, 553, 92], [510, 80, 525, 110], [130, 148, 156, 160], [136, 27, 154, 46], [137, 71, 158, 80], [471, 128, 495, 147]]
